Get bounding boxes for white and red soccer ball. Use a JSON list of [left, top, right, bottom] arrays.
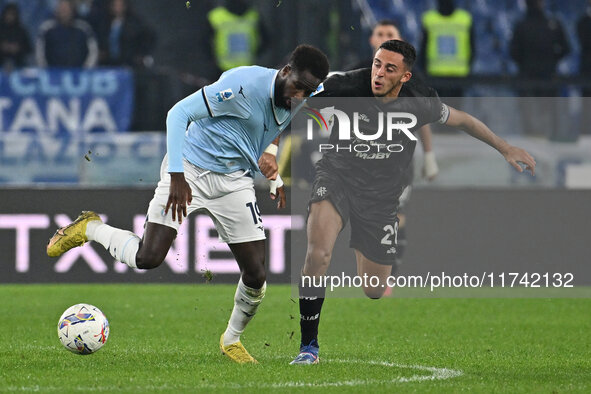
[[57, 303, 109, 354]]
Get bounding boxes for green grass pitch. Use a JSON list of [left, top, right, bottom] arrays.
[[1, 284, 589, 393]]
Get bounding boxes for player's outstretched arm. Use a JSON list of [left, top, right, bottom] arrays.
[[445, 106, 536, 175], [418, 124, 438, 180]]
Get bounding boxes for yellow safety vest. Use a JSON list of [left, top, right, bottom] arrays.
[[422, 9, 472, 77], [208, 7, 259, 71]]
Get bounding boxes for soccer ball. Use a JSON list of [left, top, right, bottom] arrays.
[[57, 303, 110, 355]]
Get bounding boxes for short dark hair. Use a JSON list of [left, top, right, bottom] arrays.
[[375, 19, 399, 30], [378, 39, 416, 70], [289, 44, 329, 81]]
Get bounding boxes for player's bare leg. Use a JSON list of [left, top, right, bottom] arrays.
[[303, 200, 343, 277], [220, 240, 266, 364], [48, 213, 176, 271], [87, 220, 175, 270], [354, 249, 393, 299], [135, 222, 177, 269], [291, 200, 343, 365]]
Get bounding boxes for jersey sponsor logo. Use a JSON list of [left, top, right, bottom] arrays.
[[351, 140, 403, 159], [358, 113, 370, 123], [215, 88, 235, 102], [355, 152, 393, 160]]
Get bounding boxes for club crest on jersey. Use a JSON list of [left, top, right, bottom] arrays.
[[216, 89, 235, 102], [316, 186, 327, 197]]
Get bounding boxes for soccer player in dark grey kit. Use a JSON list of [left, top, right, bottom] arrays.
[[290, 40, 536, 364]]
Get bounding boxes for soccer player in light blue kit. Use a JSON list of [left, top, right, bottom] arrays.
[[47, 45, 330, 363]]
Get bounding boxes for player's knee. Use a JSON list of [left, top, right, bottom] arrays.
[[241, 258, 266, 289], [362, 286, 385, 300], [242, 269, 266, 289], [135, 246, 167, 270], [136, 254, 164, 270], [305, 245, 332, 273]]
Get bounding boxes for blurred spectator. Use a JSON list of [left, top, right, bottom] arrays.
[[96, 0, 155, 68], [510, 0, 570, 81], [346, 19, 401, 70], [36, 0, 98, 67], [73, 0, 94, 19], [207, 0, 264, 72], [510, 0, 570, 138], [577, 0, 591, 134], [420, 0, 474, 97], [578, 0, 591, 94], [0, 3, 31, 70]]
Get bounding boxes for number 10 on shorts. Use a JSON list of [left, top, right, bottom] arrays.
[[381, 223, 398, 245]]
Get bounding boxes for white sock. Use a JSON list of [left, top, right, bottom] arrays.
[[223, 278, 266, 346], [86, 221, 140, 268]]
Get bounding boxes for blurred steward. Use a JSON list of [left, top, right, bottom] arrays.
[[207, 0, 268, 74], [420, 0, 474, 97], [36, 0, 98, 67], [0, 3, 32, 70]]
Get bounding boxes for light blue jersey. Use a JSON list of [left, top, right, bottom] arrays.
[[165, 66, 292, 176]]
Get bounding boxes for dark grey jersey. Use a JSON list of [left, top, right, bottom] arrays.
[[313, 68, 448, 200]]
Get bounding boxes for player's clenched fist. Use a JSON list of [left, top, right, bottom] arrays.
[[258, 151, 278, 180]]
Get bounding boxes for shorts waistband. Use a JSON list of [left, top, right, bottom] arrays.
[[184, 159, 250, 179]]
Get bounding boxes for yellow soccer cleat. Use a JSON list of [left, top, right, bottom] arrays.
[[46, 211, 102, 257], [219, 334, 258, 364]]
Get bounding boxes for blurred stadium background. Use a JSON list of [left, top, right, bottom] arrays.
[[0, 0, 590, 285]]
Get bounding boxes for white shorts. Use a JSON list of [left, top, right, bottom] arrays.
[[147, 155, 266, 244]]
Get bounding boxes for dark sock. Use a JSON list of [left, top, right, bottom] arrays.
[[299, 280, 326, 347]]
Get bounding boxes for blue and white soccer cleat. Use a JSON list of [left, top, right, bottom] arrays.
[[290, 340, 319, 365]]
